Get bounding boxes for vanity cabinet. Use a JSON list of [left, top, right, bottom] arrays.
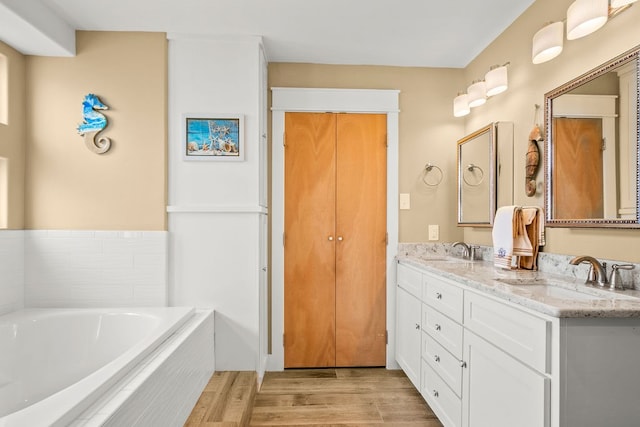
[[396, 259, 640, 427], [399, 263, 551, 427], [396, 263, 422, 388], [421, 271, 464, 427], [462, 291, 550, 427]]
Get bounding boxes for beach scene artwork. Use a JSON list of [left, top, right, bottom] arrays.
[[185, 117, 242, 159]]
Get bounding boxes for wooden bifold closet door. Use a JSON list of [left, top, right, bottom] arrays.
[[284, 112, 387, 368]]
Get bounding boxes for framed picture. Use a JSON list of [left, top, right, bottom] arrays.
[[183, 114, 244, 161]]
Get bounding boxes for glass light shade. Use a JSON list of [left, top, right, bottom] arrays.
[[485, 65, 508, 97], [467, 81, 486, 108], [532, 22, 564, 64], [566, 0, 608, 40], [611, 0, 637, 7], [453, 93, 470, 117]]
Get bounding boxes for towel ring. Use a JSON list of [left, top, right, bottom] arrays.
[[422, 163, 443, 186], [463, 164, 484, 187]]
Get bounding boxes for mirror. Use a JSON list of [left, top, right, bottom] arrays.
[[458, 124, 496, 226], [545, 45, 639, 228]]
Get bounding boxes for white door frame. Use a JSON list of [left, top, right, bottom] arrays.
[[269, 87, 400, 370]]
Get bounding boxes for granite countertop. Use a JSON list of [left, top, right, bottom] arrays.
[[398, 255, 640, 318]]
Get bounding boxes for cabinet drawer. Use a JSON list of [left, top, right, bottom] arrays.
[[422, 305, 463, 359], [423, 273, 464, 323], [464, 291, 550, 373], [397, 262, 422, 299], [422, 360, 462, 427], [422, 332, 462, 397]]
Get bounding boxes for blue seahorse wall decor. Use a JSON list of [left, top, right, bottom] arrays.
[[77, 94, 111, 154]]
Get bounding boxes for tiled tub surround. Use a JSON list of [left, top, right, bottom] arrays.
[[24, 230, 168, 307], [0, 230, 24, 315], [398, 243, 640, 317]]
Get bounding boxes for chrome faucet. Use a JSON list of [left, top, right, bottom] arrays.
[[452, 241, 478, 260], [569, 255, 608, 287]]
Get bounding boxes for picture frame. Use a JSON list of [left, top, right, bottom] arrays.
[[183, 114, 244, 161]]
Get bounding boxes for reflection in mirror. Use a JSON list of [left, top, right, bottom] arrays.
[[545, 45, 639, 227], [458, 124, 495, 226]]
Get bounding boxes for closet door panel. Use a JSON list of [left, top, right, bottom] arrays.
[[335, 113, 387, 367], [284, 112, 337, 368]]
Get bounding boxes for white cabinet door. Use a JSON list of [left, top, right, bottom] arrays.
[[396, 285, 421, 389], [462, 330, 549, 427]]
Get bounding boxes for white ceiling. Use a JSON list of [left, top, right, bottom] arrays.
[[5, 0, 535, 67]]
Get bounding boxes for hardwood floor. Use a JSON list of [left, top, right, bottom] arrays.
[[185, 369, 443, 427]]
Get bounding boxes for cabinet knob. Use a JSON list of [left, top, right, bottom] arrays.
[[433, 390, 439, 398], [434, 355, 440, 363], [328, 236, 334, 241], [337, 236, 344, 241], [415, 323, 421, 330], [436, 292, 442, 300], [435, 324, 442, 331]]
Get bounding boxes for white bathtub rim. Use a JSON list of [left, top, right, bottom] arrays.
[[76, 309, 215, 426], [0, 306, 195, 427]]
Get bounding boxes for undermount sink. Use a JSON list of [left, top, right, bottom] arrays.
[[420, 256, 472, 263], [522, 285, 605, 301], [496, 278, 637, 301]]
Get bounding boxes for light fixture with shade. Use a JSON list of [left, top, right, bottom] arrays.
[[453, 93, 470, 117], [611, 0, 637, 8], [485, 63, 510, 97], [566, 0, 609, 40], [532, 22, 564, 64], [467, 80, 487, 108]]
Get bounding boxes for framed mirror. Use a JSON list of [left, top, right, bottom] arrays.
[[458, 124, 496, 226], [544, 45, 639, 228]]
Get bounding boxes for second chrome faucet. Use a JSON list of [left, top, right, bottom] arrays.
[[453, 241, 479, 260], [569, 255, 635, 290]]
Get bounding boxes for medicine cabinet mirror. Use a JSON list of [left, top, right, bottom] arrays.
[[544, 45, 640, 228]]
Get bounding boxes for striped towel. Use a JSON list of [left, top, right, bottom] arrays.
[[492, 206, 518, 269]]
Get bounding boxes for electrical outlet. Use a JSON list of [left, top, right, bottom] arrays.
[[399, 193, 411, 210], [428, 224, 439, 241]]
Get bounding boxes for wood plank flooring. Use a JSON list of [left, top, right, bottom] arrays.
[[185, 369, 443, 427]]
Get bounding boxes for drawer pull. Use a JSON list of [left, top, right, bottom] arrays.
[[436, 292, 443, 300], [415, 323, 421, 330], [433, 390, 439, 398], [460, 361, 467, 368], [434, 355, 440, 363], [435, 324, 442, 331]]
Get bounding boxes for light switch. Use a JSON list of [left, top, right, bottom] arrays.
[[400, 193, 411, 210], [428, 224, 439, 241]]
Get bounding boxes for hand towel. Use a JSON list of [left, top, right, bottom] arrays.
[[492, 206, 518, 269], [517, 206, 544, 270], [512, 207, 534, 258]]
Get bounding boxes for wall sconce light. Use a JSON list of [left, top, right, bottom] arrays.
[[533, 0, 634, 64], [611, 0, 637, 7], [453, 62, 510, 117], [567, 0, 609, 40], [485, 62, 510, 96], [453, 93, 470, 117], [532, 22, 564, 64], [467, 80, 487, 108]]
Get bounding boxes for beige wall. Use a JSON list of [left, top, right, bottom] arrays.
[[464, 0, 640, 262], [25, 31, 167, 230], [0, 41, 26, 229], [268, 63, 466, 243], [270, 0, 640, 263]]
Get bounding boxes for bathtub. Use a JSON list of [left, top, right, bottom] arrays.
[[0, 307, 214, 427]]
